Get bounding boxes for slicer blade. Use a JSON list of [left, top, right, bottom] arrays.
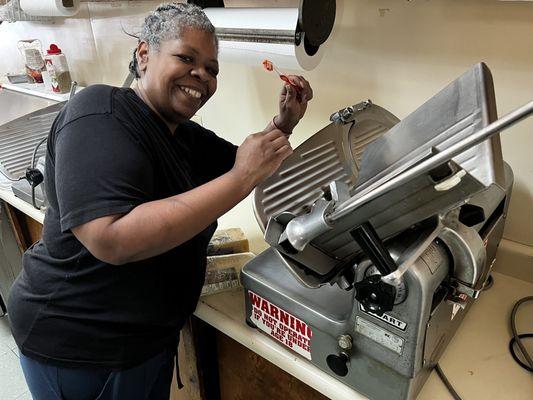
[[253, 103, 399, 230]]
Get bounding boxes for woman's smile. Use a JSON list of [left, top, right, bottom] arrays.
[[178, 85, 203, 99]]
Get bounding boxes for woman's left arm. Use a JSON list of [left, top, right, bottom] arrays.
[[265, 75, 314, 135]]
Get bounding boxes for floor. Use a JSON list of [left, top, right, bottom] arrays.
[[0, 315, 32, 400]]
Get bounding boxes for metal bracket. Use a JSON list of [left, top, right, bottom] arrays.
[[279, 198, 334, 252], [278, 180, 350, 253], [329, 100, 373, 125]]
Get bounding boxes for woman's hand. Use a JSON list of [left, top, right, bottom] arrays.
[[231, 129, 293, 191], [274, 75, 313, 134]]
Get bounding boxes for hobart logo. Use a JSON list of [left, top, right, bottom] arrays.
[[359, 304, 407, 331]]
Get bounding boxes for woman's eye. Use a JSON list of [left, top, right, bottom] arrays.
[[208, 68, 219, 77], [177, 55, 193, 63]]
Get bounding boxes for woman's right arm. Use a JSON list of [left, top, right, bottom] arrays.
[[71, 129, 292, 265]]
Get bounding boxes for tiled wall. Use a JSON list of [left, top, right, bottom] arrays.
[[0, 0, 532, 254]]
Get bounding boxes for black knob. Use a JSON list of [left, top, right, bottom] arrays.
[[354, 274, 396, 315], [326, 353, 349, 377]]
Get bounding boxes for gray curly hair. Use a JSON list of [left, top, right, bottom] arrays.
[[129, 2, 217, 79]]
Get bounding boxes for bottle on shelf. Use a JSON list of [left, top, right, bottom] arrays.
[[44, 44, 72, 94]]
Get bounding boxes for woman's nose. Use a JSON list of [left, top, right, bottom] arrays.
[[190, 67, 209, 82]]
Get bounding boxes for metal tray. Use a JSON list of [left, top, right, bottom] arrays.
[[0, 89, 63, 179]]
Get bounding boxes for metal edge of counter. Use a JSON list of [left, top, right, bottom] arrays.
[[0, 82, 82, 102]]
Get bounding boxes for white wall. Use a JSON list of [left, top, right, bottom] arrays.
[[1, 0, 532, 254], [209, 0, 533, 252]]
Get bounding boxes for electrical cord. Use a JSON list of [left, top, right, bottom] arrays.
[[31, 136, 47, 170], [432, 273, 495, 399], [435, 363, 462, 400], [509, 296, 533, 372], [0, 168, 23, 182], [435, 293, 533, 400], [29, 136, 47, 210], [0, 136, 47, 209], [31, 179, 38, 209]]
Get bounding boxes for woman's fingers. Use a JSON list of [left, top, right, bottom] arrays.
[[264, 128, 287, 141], [284, 84, 295, 104], [295, 75, 312, 101], [234, 129, 293, 187], [275, 144, 293, 160], [271, 135, 291, 152], [286, 75, 301, 87], [286, 75, 303, 90], [284, 75, 312, 102]]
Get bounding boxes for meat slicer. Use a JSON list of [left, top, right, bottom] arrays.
[[241, 63, 533, 400]]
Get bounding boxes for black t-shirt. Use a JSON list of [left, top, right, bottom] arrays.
[[7, 85, 238, 369]]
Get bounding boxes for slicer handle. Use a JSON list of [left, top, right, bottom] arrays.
[[350, 222, 397, 275]]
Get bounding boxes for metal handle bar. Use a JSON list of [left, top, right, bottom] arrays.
[[329, 100, 533, 222]]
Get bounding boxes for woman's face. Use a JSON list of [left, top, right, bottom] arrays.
[[138, 28, 219, 124]]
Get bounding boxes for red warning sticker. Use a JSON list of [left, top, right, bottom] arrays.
[[248, 290, 313, 360]]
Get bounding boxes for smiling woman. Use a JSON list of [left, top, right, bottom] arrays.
[[129, 4, 220, 128], [7, 3, 313, 400], [134, 30, 219, 127]]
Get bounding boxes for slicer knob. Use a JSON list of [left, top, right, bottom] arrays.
[[354, 274, 396, 315], [326, 352, 349, 377]]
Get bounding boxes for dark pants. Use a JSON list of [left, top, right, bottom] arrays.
[[19, 349, 176, 400]]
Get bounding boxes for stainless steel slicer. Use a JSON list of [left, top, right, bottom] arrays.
[[241, 63, 533, 400]]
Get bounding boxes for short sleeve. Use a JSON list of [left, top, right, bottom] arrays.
[[54, 114, 154, 232], [188, 123, 238, 185]]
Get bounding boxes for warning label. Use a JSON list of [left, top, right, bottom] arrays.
[[248, 291, 312, 360]]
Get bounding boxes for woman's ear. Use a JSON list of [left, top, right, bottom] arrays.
[[136, 41, 150, 75]]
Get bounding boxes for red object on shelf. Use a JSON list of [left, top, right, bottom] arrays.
[[46, 44, 62, 55]]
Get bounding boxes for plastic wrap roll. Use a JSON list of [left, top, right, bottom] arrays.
[[20, 0, 80, 17], [204, 4, 335, 71]]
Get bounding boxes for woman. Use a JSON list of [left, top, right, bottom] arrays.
[[7, 3, 313, 400]]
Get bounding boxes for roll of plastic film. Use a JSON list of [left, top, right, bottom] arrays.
[[204, 1, 336, 71], [20, 0, 80, 17]]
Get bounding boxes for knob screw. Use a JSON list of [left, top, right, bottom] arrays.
[[338, 334, 352, 351]]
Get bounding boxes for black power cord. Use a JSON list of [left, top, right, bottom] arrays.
[[434, 278, 532, 400], [431, 275, 496, 400], [509, 296, 533, 372], [0, 168, 23, 182], [27, 136, 47, 209]]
